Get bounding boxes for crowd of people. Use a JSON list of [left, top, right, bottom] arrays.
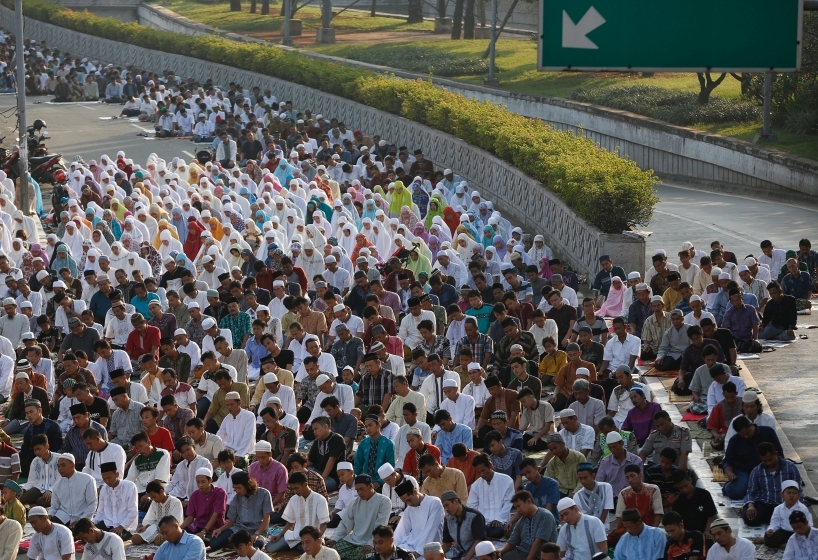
[[0, 36, 814, 560]]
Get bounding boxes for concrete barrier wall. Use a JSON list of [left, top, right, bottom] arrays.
[[2, 5, 645, 277], [135, 2, 818, 203]]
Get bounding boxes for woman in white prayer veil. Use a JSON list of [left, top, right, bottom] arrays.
[[219, 224, 235, 255], [305, 224, 326, 253], [231, 192, 252, 219], [387, 218, 400, 240], [370, 221, 395, 261], [157, 229, 184, 260], [12, 211, 38, 242], [329, 202, 351, 234], [84, 248, 103, 275], [7, 238, 25, 268], [396, 224, 415, 244], [431, 216, 453, 243], [0, 219, 12, 256], [109, 241, 130, 271], [226, 231, 251, 254], [121, 217, 144, 245], [360, 218, 376, 245], [331, 245, 354, 281], [135, 208, 158, 243], [127, 251, 152, 280], [227, 244, 244, 270], [338, 223, 357, 258], [270, 196, 289, 223], [284, 209, 298, 240], [90, 229, 111, 257], [254, 231, 278, 262], [61, 220, 85, 259], [297, 240, 325, 290], [285, 191, 307, 218], [455, 233, 478, 263], [269, 216, 289, 247]]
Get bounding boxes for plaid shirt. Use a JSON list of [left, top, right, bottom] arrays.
[[147, 313, 178, 341], [161, 406, 195, 442], [357, 369, 394, 409], [454, 333, 494, 363], [417, 335, 452, 363]]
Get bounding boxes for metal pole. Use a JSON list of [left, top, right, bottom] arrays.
[[14, 0, 29, 216], [484, 0, 498, 85], [763, 71, 771, 136], [282, 0, 293, 46]]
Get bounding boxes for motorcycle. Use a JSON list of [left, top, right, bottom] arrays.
[[0, 120, 66, 184], [27, 118, 50, 158]]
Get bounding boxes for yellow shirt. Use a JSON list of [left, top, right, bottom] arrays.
[[662, 286, 682, 311], [538, 351, 568, 378], [421, 466, 469, 502]]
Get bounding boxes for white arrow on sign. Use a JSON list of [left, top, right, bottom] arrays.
[[562, 7, 606, 50]]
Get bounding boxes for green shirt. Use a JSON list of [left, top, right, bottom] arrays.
[[4, 498, 25, 527], [545, 449, 586, 495]]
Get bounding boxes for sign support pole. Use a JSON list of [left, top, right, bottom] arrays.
[[484, 0, 499, 85]]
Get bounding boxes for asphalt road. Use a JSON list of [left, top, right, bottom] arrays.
[[4, 93, 818, 488]]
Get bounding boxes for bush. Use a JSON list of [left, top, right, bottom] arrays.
[[10, 0, 658, 232], [570, 85, 759, 126], [339, 46, 491, 77]]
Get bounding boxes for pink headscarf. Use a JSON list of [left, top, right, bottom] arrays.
[[597, 276, 626, 317]]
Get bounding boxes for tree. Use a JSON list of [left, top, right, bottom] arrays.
[[407, 0, 424, 23], [261, 0, 269, 14], [249, 0, 256, 13], [481, 0, 518, 58], [696, 72, 726, 105], [451, 0, 464, 38], [463, 0, 475, 38], [230, 0, 241, 11]]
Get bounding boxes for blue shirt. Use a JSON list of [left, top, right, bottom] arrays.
[[523, 476, 561, 516], [746, 459, 802, 505], [131, 293, 161, 319], [353, 434, 395, 485], [431, 284, 458, 309], [723, 425, 783, 474], [503, 427, 524, 451], [436, 423, 473, 464], [245, 336, 267, 369], [710, 290, 758, 324], [154, 531, 206, 560], [614, 524, 666, 560]]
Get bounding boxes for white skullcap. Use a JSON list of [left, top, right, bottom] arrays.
[[781, 480, 800, 491], [316, 374, 331, 386], [273, 280, 285, 287], [266, 396, 282, 405], [442, 379, 458, 388], [377, 463, 395, 479], [28, 506, 49, 517], [557, 497, 577, 511], [467, 362, 481, 371], [737, 265, 749, 273], [202, 317, 216, 329], [474, 542, 496, 556], [575, 367, 590, 377], [689, 295, 702, 302], [627, 271, 641, 280], [187, 302, 200, 309], [718, 272, 731, 280], [744, 257, 757, 266], [174, 328, 187, 337], [263, 373, 279, 384], [195, 467, 213, 478], [337, 461, 353, 471], [606, 432, 623, 444], [60, 453, 75, 463], [14, 372, 28, 380], [332, 303, 345, 313], [254, 440, 272, 453], [224, 391, 241, 401]]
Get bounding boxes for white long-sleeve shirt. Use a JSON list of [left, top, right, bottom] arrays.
[[306, 383, 355, 424], [83, 442, 127, 488], [418, 371, 459, 415], [394, 421, 431, 467], [49, 471, 98, 524], [294, 351, 338, 383], [438, 393, 476, 430], [23, 451, 61, 492], [125, 448, 171, 493], [80, 529, 126, 560], [398, 310, 436, 349], [256, 386, 297, 423], [95, 479, 139, 532], [217, 408, 256, 456], [466, 472, 515, 523], [393, 494, 444, 555], [214, 466, 243, 504], [166, 454, 212, 501]]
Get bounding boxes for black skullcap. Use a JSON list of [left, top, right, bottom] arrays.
[[621, 509, 641, 522], [624, 464, 641, 475], [231, 471, 250, 486], [395, 480, 416, 497], [354, 474, 373, 485], [109, 386, 127, 397], [110, 368, 126, 379], [69, 403, 88, 415], [100, 462, 118, 473]]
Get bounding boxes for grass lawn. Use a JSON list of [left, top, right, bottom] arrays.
[[165, 0, 434, 32]]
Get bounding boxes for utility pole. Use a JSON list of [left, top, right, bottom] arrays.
[[756, 71, 778, 143], [15, 0, 29, 216], [483, 0, 498, 85], [282, 0, 293, 46]]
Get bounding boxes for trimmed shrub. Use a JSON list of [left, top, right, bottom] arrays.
[[339, 46, 491, 76], [10, 0, 659, 232], [571, 85, 759, 126]]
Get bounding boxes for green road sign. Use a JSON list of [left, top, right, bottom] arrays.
[[539, 0, 802, 72]]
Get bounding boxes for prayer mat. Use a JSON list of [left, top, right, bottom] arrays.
[[642, 366, 677, 378], [668, 390, 693, 403], [124, 544, 159, 559], [681, 411, 707, 422], [686, 422, 711, 441], [333, 539, 366, 560], [755, 544, 786, 560], [712, 465, 730, 482], [736, 353, 760, 360]]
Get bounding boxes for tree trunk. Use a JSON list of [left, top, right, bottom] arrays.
[[696, 71, 727, 105], [321, 0, 332, 27], [730, 72, 752, 95], [260, 0, 269, 14], [407, 0, 424, 23], [371, 0, 377, 16], [481, 0, 518, 58], [437, 0, 446, 18], [463, 0, 474, 38], [230, 0, 241, 11], [249, 0, 256, 13], [477, 0, 485, 27], [451, 0, 463, 38]]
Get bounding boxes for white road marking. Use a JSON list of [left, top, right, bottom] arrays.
[[182, 150, 195, 158], [79, 105, 96, 111], [130, 123, 154, 133], [652, 209, 762, 246]]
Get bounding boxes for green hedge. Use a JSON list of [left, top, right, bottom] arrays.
[[12, 0, 658, 232]]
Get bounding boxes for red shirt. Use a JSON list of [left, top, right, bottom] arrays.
[[402, 444, 440, 480], [447, 450, 481, 486], [125, 325, 161, 361], [147, 427, 175, 453], [363, 317, 397, 347]]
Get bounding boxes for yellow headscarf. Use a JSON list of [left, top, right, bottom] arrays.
[[152, 219, 180, 249]]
